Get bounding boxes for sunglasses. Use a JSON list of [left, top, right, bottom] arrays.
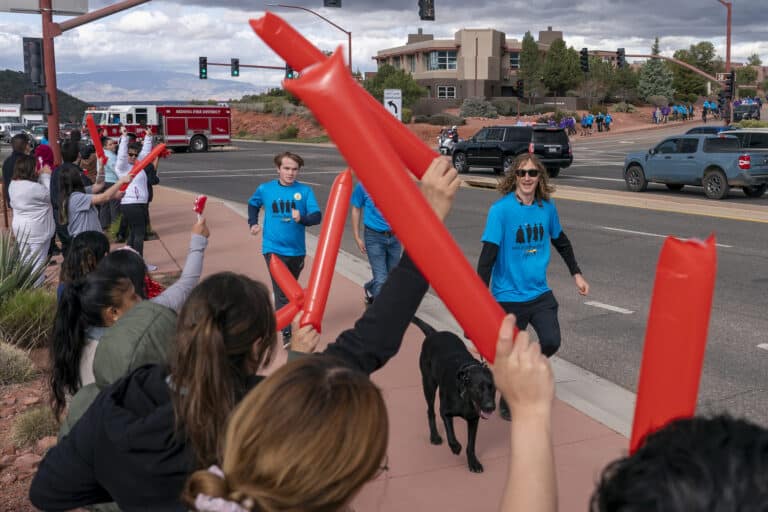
[[128, 152, 138, 158], [515, 168, 540, 178]]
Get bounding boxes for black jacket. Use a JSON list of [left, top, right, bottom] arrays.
[[30, 252, 427, 511]]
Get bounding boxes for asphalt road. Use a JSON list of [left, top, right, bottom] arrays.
[[154, 130, 768, 426]]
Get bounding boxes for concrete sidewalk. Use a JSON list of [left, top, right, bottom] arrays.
[[144, 185, 629, 512]]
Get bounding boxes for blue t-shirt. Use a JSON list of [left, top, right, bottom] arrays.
[[481, 195, 563, 302], [350, 183, 391, 233], [248, 180, 320, 257]]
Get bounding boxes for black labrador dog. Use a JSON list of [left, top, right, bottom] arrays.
[[413, 316, 496, 473]]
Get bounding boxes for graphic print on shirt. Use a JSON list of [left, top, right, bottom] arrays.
[[516, 222, 547, 257], [270, 192, 303, 222]]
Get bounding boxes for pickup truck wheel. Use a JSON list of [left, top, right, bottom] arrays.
[[702, 169, 729, 199], [625, 164, 648, 192], [453, 152, 469, 174], [502, 155, 515, 172], [743, 184, 767, 198], [666, 184, 684, 191], [547, 168, 560, 178], [189, 135, 208, 153]]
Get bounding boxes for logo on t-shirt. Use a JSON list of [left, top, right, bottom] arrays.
[[271, 198, 298, 214], [515, 223, 545, 256], [293, 192, 302, 201]]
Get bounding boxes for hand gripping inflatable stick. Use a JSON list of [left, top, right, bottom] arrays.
[[85, 114, 108, 167], [629, 236, 717, 453], [281, 49, 505, 362], [193, 195, 207, 222], [249, 13, 436, 179], [300, 169, 353, 332], [269, 255, 305, 332], [119, 144, 167, 192]]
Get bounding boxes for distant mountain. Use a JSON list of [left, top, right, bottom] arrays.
[[57, 71, 270, 103], [0, 69, 89, 123]]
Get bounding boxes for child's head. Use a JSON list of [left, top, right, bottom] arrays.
[[60, 231, 110, 284], [170, 272, 277, 468], [183, 356, 389, 511], [97, 248, 149, 301]]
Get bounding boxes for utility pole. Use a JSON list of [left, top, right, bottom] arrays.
[[717, 0, 732, 73]]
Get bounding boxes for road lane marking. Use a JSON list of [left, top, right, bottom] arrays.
[[758, 344, 768, 351], [565, 175, 624, 182], [601, 226, 733, 248], [584, 301, 634, 314]]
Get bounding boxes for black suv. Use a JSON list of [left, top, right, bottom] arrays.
[[451, 125, 573, 177], [732, 103, 761, 122]]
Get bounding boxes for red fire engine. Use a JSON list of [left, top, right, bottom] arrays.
[[82, 104, 231, 152]]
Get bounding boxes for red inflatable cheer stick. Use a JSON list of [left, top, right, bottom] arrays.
[[250, 13, 436, 179], [300, 169, 353, 332], [119, 144, 167, 192], [268, 255, 305, 307], [275, 302, 300, 332], [282, 50, 505, 362], [85, 114, 108, 166], [193, 195, 207, 221], [629, 235, 717, 454]]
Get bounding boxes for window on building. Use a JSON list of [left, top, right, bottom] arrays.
[[408, 55, 416, 73], [392, 55, 401, 68], [428, 50, 457, 70], [509, 52, 520, 69], [437, 86, 457, 99]]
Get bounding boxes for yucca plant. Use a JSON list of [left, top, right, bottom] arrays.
[[0, 230, 47, 304]]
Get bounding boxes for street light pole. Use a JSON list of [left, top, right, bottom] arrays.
[[717, 0, 732, 73], [267, 4, 352, 72]]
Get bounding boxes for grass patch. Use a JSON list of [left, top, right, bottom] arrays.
[[277, 124, 300, 140], [0, 341, 38, 385], [11, 406, 59, 448], [0, 288, 57, 350], [107, 215, 122, 243], [259, 134, 331, 144]]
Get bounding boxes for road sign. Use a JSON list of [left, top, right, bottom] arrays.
[[383, 89, 402, 121], [0, 0, 87, 15]]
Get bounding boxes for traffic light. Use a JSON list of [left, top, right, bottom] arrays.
[[419, 0, 435, 20], [516, 79, 524, 99], [231, 58, 240, 77], [199, 56, 208, 80], [718, 91, 727, 110], [285, 63, 298, 79], [616, 48, 626, 69], [580, 48, 589, 73], [23, 37, 45, 86], [724, 70, 736, 99], [323, 0, 341, 6]]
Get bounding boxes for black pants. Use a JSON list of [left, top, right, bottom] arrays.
[[121, 204, 147, 256], [52, 209, 71, 257], [98, 184, 119, 230], [264, 253, 305, 336], [499, 290, 561, 357]]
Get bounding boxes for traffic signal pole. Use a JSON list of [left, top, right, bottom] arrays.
[[38, 0, 151, 165]]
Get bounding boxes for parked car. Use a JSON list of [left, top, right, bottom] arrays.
[[2, 124, 29, 143], [451, 125, 572, 177], [732, 103, 761, 122], [623, 134, 768, 199], [685, 125, 732, 135], [720, 128, 768, 152], [30, 124, 47, 145], [59, 123, 81, 139]]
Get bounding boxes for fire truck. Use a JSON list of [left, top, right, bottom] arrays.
[[82, 104, 231, 152]]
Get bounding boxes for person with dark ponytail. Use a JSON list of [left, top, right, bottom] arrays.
[[58, 164, 129, 238], [57, 230, 110, 301], [30, 157, 459, 512]]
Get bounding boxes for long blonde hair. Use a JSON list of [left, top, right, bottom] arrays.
[[182, 356, 389, 512], [497, 153, 555, 204]]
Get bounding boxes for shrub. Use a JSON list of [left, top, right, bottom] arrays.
[[739, 88, 757, 99], [277, 125, 299, 139], [412, 114, 430, 123], [490, 99, 520, 116], [734, 120, 768, 128], [0, 288, 57, 349], [237, 129, 248, 138], [106, 215, 122, 243], [402, 107, 413, 124], [427, 113, 466, 126], [460, 97, 499, 118], [0, 231, 47, 304], [647, 95, 668, 107], [613, 102, 637, 113], [0, 341, 37, 385], [10, 406, 58, 448]]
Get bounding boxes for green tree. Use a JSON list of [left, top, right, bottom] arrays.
[[736, 66, 758, 86], [577, 56, 614, 106], [363, 64, 426, 109], [613, 66, 640, 102], [541, 38, 581, 97], [747, 53, 762, 66], [518, 31, 545, 99], [637, 37, 675, 101], [672, 48, 706, 96]]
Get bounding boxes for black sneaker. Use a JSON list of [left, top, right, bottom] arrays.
[[499, 397, 511, 422]]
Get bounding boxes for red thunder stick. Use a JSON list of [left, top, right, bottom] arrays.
[[300, 169, 353, 332], [86, 114, 108, 166], [281, 49, 505, 362], [629, 235, 717, 454], [268, 255, 305, 307], [275, 302, 300, 332], [193, 195, 208, 214], [119, 144, 167, 192], [249, 13, 436, 179]]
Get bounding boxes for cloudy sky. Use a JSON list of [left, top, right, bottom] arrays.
[[1, 0, 766, 93]]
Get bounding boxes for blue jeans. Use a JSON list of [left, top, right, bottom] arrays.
[[364, 226, 402, 299]]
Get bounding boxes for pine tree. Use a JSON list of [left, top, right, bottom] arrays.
[[541, 39, 580, 97], [518, 31, 544, 99], [637, 37, 674, 101]]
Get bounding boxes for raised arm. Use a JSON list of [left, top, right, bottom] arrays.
[[114, 126, 130, 177]]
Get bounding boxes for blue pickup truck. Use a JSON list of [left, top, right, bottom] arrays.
[[623, 134, 768, 199]]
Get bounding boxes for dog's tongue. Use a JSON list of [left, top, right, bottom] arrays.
[[480, 410, 493, 420]]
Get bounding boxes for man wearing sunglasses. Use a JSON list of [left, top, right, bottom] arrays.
[[477, 154, 589, 421], [115, 125, 153, 257]]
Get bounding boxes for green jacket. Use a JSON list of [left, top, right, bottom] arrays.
[[60, 301, 177, 438]]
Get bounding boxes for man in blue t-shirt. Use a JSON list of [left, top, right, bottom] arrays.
[[477, 154, 589, 420], [248, 151, 322, 346], [351, 182, 402, 304]]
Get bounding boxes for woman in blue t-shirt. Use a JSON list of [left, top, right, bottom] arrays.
[[477, 154, 589, 420]]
